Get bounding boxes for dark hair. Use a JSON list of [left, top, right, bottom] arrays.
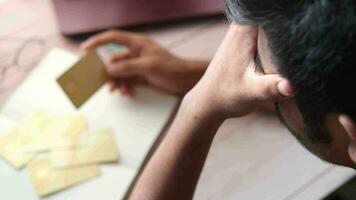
[[225, 0, 356, 143]]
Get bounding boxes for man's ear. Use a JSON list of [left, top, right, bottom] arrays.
[[339, 115, 356, 163]]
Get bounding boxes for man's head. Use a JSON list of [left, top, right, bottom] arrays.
[[225, 0, 356, 168]]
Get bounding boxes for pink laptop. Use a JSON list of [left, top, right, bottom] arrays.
[[52, 0, 224, 35]]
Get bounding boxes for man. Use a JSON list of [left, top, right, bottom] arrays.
[[82, 0, 356, 199]]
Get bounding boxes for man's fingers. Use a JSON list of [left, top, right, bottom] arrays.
[[108, 80, 117, 92], [108, 49, 131, 64], [99, 49, 131, 65], [106, 58, 151, 77], [108, 78, 135, 96], [252, 74, 293, 102], [118, 83, 132, 96], [112, 77, 146, 96], [81, 30, 139, 51]]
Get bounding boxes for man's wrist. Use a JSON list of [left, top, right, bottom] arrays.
[[181, 92, 225, 125], [175, 96, 224, 140]]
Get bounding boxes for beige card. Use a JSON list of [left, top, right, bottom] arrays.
[[0, 129, 34, 169], [15, 110, 51, 138], [51, 128, 119, 168], [0, 111, 51, 169], [27, 157, 101, 197], [25, 115, 88, 152]]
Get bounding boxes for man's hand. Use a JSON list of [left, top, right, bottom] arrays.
[[185, 24, 293, 119], [81, 30, 208, 96]]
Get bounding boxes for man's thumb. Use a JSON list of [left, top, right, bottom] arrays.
[[253, 74, 293, 101]]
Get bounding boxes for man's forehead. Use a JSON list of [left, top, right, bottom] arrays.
[[257, 28, 279, 74]]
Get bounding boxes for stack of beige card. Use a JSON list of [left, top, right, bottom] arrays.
[[0, 110, 119, 197]]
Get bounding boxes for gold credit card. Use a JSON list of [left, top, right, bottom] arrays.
[[27, 157, 101, 197], [0, 129, 34, 169], [0, 111, 51, 169], [50, 128, 119, 168], [57, 50, 109, 108], [25, 115, 88, 152]]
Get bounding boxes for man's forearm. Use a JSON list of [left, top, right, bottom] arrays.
[[129, 97, 223, 200], [128, 23, 291, 200]]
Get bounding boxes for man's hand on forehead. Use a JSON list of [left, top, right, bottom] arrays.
[[185, 23, 294, 119], [129, 24, 294, 200]]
